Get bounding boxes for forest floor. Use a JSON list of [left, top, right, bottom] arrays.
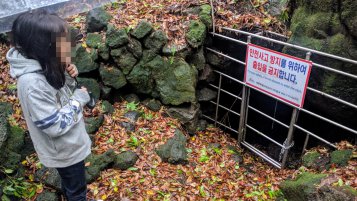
[[0, 0, 356, 200]]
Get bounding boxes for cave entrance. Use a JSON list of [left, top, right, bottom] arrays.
[[204, 27, 357, 168]]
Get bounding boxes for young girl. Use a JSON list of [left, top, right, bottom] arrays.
[[6, 9, 92, 201]]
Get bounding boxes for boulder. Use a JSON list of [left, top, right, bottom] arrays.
[[113, 151, 139, 170], [35, 167, 61, 191], [110, 47, 137, 75], [162, 43, 190, 58], [156, 129, 188, 164], [120, 122, 135, 132], [330, 149, 352, 167], [155, 58, 197, 105], [0, 124, 25, 170], [186, 20, 207, 48], [143, 99, 162, 112], [341, 0, 357, 38], [98, 43, 110, 60], [77, 77, 100, 100], [123, 94, 140, 104], [101, 100, 114, 114], [86, 33, 102, 48], [196, 119, 208, 131], [167, 104, 200, 135], [85, 150, 115, 183], [199, 64, 215, 82], [127, 63, 155, 95], [100, 86, 112, 99], [69, 26, 82, 43], [302, 151, 329, 170], [84, 115, 104, 134], [131, 20, 153, 39], [127, 38, 143, 59], [35, 190, 58, 201], [187, 47, 206, 70], [199, 5, 212, 28], [280, 172, 327, 201], [144, 30, 168, 53], [86, 7, 112, 33], [73, 45, 99, 73], [280, 172, 356, 201], [99, 66, 127, 89], [106, 25, 129, 48], [266, 0, 289, 17], [197, 87, 217, 102], [0, 114, 9, 150], [124, 111, 141, 123]]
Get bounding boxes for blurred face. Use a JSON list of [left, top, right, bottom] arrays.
[[55, 33, 71, 65]]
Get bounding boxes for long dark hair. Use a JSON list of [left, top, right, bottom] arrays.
[[11, 9, 68, 90]]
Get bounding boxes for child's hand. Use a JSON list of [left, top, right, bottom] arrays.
[[66, 64, 78, 78]]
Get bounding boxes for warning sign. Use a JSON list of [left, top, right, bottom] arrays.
[[244, 44, 312, 107]]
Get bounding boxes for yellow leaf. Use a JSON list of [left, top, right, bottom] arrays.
[[82, 43, 87, 48], [29, 174, 34, 181], [101, 194, 107, 200], [21, 160, 27, 165], [147, 190, 155, 195], [114, 187, 118, 192]]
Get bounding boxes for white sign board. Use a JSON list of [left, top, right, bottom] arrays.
[[244, 44, 312, 107]]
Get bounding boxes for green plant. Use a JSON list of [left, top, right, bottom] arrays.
[[143, 112, 154, 120], [126, 101, 139, 111], [199, 148, 210, 163], [169, 46, 176, 65], [127, 135, 140, 147], [0, 167, 39, 199]]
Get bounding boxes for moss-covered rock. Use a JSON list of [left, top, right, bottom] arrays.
[[98, 43, 110, 60], [127, 63, 155, 95], [106, 25, 129, 48], [167, 104, 200, 135], [186, 20, 207, 48], [155, 58, 197, 105], [85, 150, 115, 183], [73, 45, 99, 73], [100, 86, 112, 99], [317, 185, 357, 201], [199, 5, 212, 28], [131, 20, 153, 39], [162, 44, 190, 58], [86, 7, 112, 33], [144, 30, 168, 53], [77, 77, 100, 100], [99, 66, 127, 89], [341, 0, 357, 38], [35, 167, 61, 190], [127, 38, 143, 59], [86, 33, 102, 48], [113, 151, 139, 170], [187, 47, 206, 70], [156, 129, 188, 164], [101, 100, 114, 114], [143, 99, 162, 112], [330, 149, 352, 167], [6, 125, 25, 152], [110, 47, 138, 75], [280, 172, 327, 201], [302, 152, 321, 167], [35, 190, 58, 201], [84, 115, 104, 134]]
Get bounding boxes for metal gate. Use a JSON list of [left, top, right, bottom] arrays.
[[203, 27, 357, 168]]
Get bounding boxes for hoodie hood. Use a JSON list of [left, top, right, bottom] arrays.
[[6, 47, 43, 79]]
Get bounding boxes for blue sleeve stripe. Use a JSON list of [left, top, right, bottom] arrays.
[[38, 114, 60, 130], [34, 110, 59, 126]]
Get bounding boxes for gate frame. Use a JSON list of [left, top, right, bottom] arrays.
[[204, 27, 357, 168]]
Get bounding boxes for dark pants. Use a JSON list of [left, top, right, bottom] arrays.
[[56, 160, 87, 201]]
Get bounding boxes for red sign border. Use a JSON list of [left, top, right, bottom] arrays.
[[244, 43, 312, 108]]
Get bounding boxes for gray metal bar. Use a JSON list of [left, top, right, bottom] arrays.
[[264, 30, 289, 39], [209, 32, 248, 46], [300, 108, 357, 135], [248, 105, 289, 128], [220, 27, 357, 65], [203, 114, 239, 134], [209, 84, 242, 100], [206, 47, 246, 65], [281, 108, 299, 167], [312, 62, 357, 80], [213, 70, 245, 85], [241, 141, 282, 168], [209, 101, 241, 117], [214, 74, 222, 126], [302, 133, 310, 154], [307, 87, 357, 110], [294, 125, 337, 148], [246, 124, 284, 148]]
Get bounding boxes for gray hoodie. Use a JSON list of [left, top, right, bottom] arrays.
[[6, 47, 92, 168]]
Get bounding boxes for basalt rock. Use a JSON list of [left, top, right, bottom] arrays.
[[156, 129, 188, 165], [99, 65, 127, 89], [86, 7, 112, 33]]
